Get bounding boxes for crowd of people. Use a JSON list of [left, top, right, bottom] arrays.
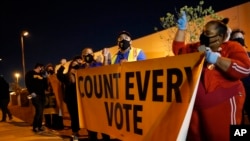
[[1, 13, 249, 141], [19, 30, 145, 141]]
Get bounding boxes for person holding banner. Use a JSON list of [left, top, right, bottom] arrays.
[[44, 63, 64, 130], [56, 56, 83, 141], [81, 47, 111, 141], [102, 30, 146, 65], [172, 12, 250, 141]]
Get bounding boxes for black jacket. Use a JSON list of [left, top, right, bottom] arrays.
[[56, 65, 77, 103], [0, 76, 10, 100], [25, 70, 47, 96]]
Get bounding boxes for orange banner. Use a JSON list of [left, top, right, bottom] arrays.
[[76, 52, 204, 141]]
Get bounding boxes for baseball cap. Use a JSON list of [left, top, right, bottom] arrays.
[[118, 30, 131, 38]]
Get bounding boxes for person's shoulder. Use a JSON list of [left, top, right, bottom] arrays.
[[226, 40, 240, 45], [224, 40, 241, 46], [131, 46, 141, 49], [131, 47, 144, 53], [26, 70, 34, 75], [223, 41, 244, 51]]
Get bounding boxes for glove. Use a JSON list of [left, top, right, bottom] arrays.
[[205, 50, 221, 64], [27, 93, 37, 99], [177, 11, 187, 30], [31, 93, 37, 98]]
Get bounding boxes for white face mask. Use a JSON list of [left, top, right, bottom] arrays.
[[233, 32, 244, 39]]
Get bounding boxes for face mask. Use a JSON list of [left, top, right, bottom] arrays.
[[118, 39, 130, 50], [84, 54, 94, 63], [48, 70, 54, 75], [199, 33, 218, 47], [72, 65, 80, 69], [232, 38, 245, 46], [40, 68, 45, 74], [40, 69, 47, 77]]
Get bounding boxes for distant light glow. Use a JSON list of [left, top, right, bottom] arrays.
[[15, 73, 20, 78], [22, 31, 29, 36], [15, 72, 20, 84]]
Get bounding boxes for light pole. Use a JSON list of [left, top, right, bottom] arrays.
[[15, 72, 20, 84], [21, 31, 29, 78]]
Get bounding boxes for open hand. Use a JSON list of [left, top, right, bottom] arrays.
[[177, 11, 187, 30]]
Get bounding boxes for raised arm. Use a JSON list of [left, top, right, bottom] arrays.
[[172, 11, 188, 55], [102, 48, 111, 65]]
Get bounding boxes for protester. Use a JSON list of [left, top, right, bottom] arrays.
[[44, 63, 64, 130], [230, 29, 250, 124], [56, 56, 83, 141], [102, 30, 146, 65], [0, 75, 12, 122], [230, 29, 249, 54], [172, 12, 250, 141], [81, 47, 111, 141], [25, 63, 48, 133]]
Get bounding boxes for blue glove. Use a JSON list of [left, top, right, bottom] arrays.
[[177, 11, 187, 30], [205, 50, 221, 64]]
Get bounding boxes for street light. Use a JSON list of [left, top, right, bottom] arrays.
[[21, 31, 29, 78], [15, 73, 20, 84]]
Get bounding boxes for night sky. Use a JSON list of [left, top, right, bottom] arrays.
[[0, 0, 249, 87]]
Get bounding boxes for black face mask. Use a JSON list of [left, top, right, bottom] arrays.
[[199, 33, 218, 47], [48, 70, 54, 75], [84, 54, 94, 63], [232, 38, 245, 46], [40, 69, 46, 75], [72, 65, 80, 70], [118, 39, 130, 50]]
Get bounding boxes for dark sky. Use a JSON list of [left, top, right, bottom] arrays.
[[0, 0, 249, 87]]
